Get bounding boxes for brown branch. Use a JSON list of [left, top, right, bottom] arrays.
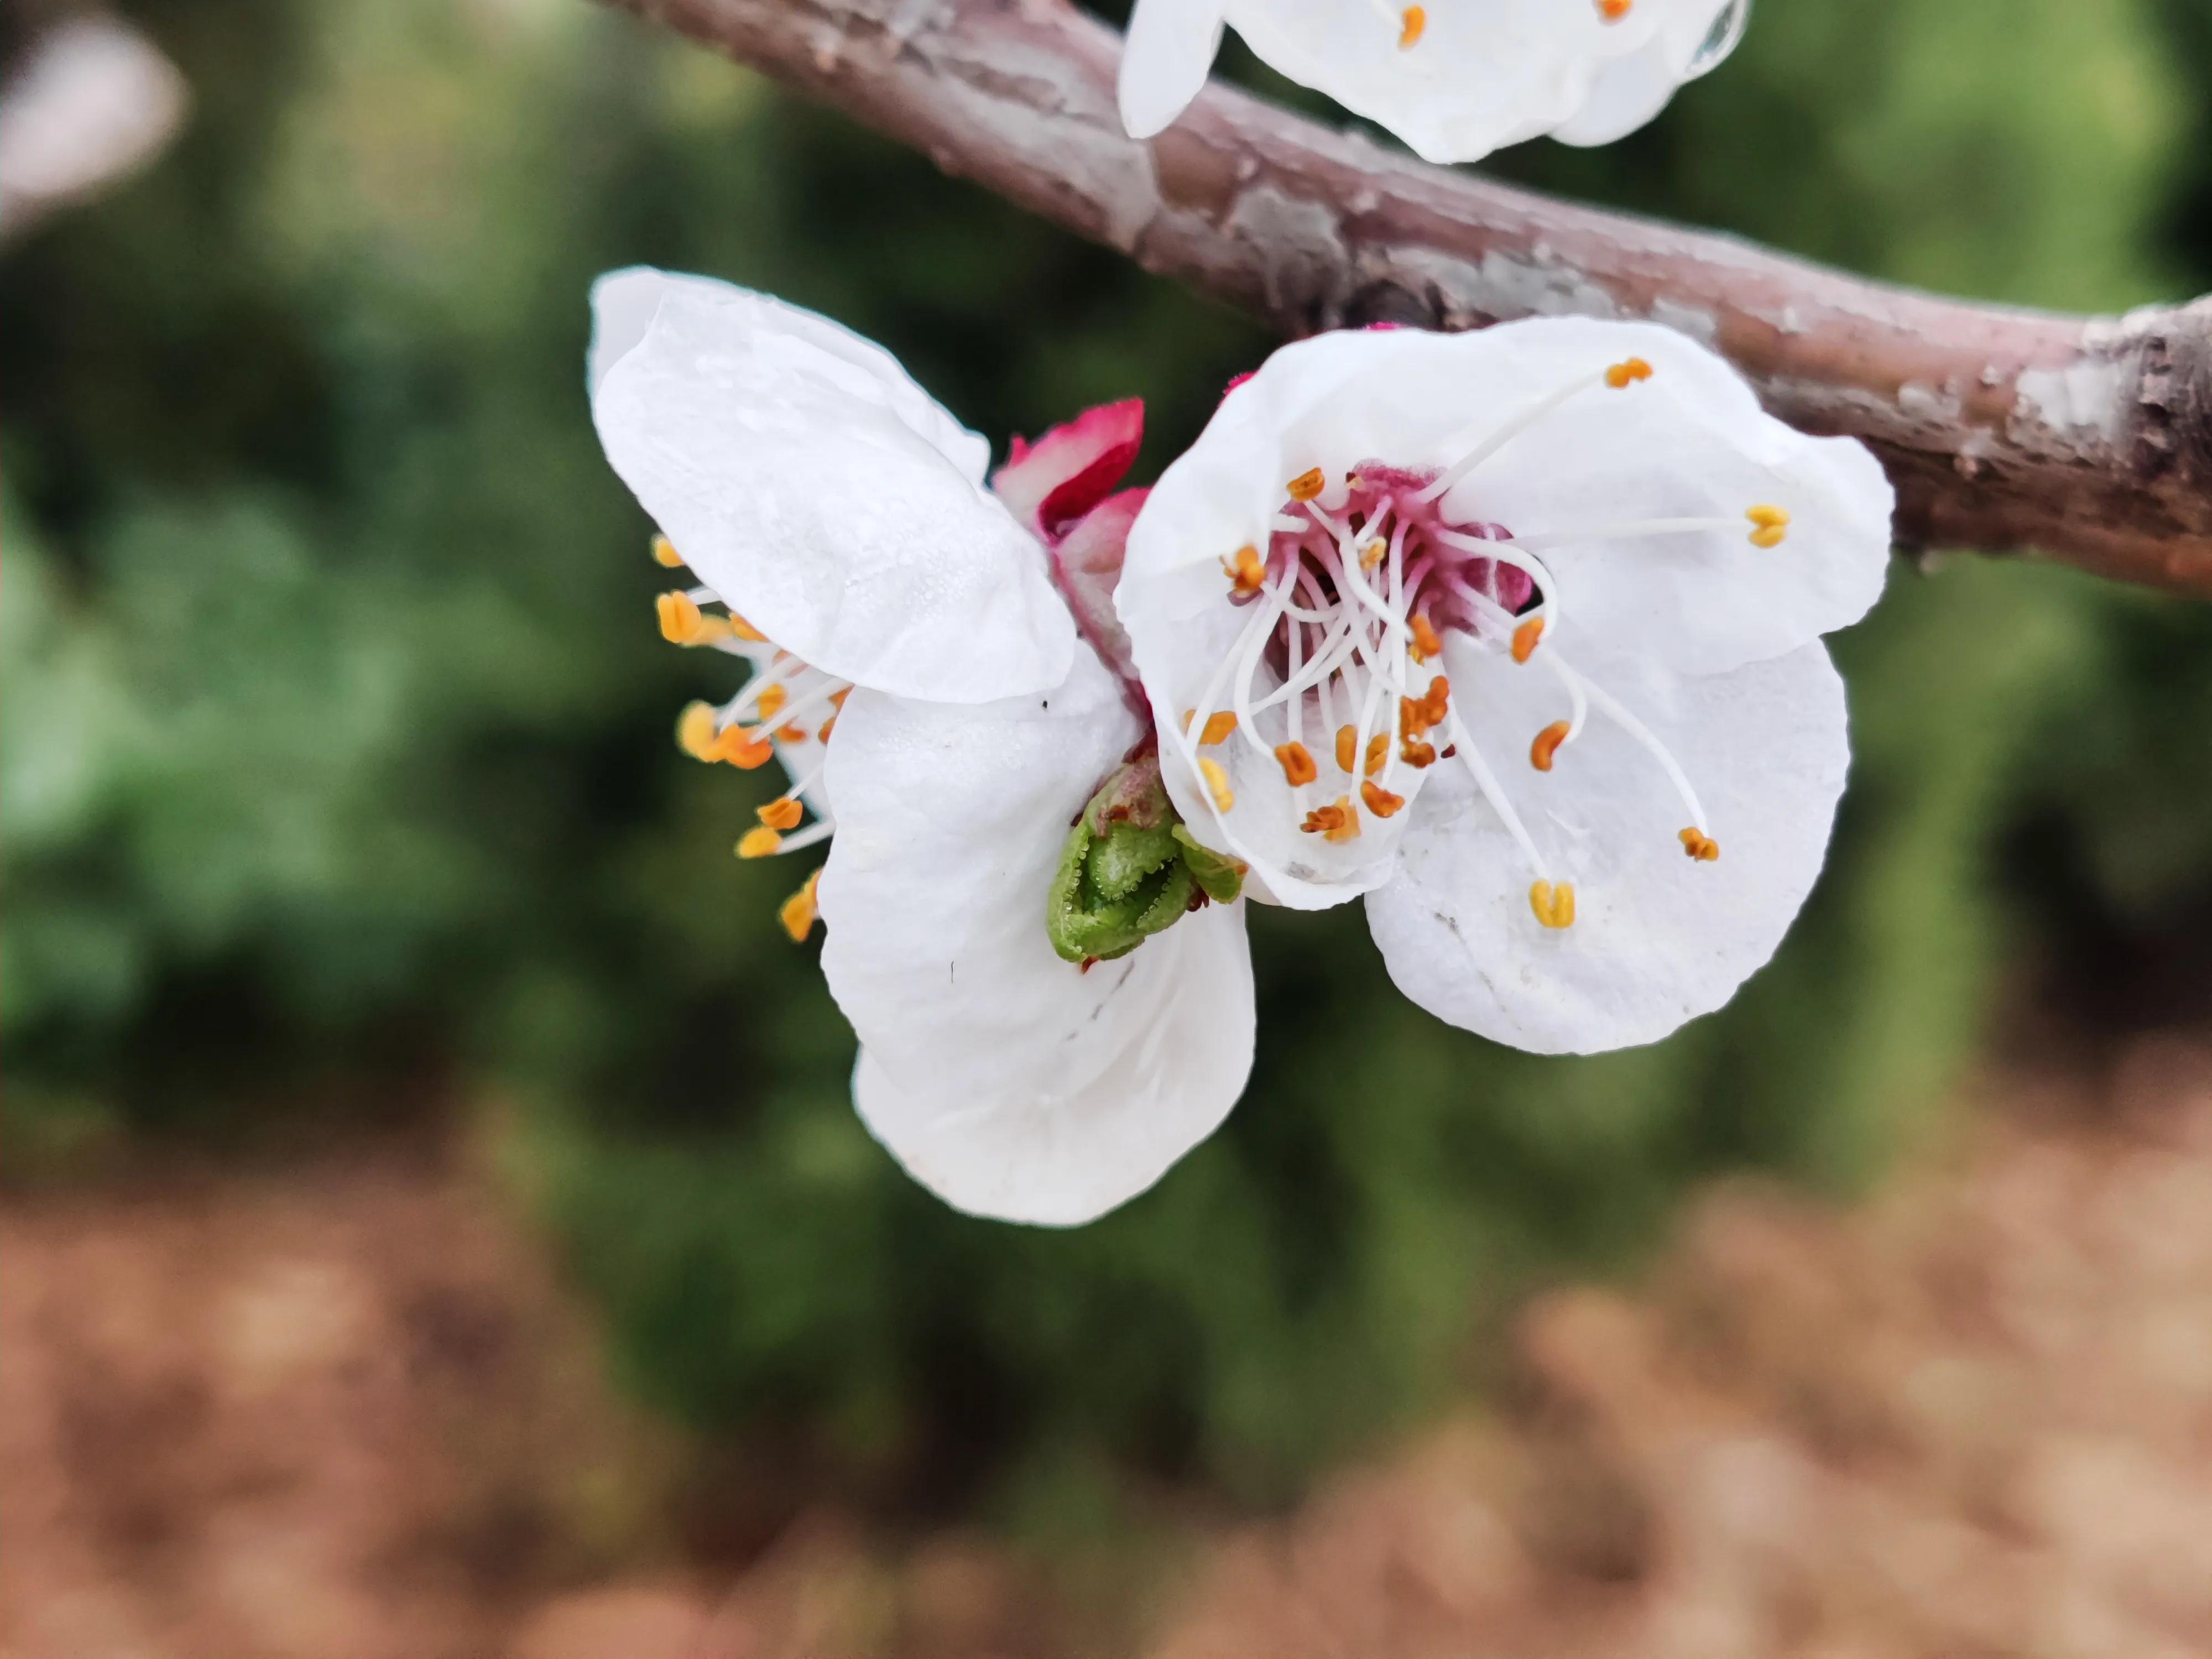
[[601, 0, 2212, 597]]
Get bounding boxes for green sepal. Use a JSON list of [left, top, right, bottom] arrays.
[[1045, 749, 1243, 964], [1172, 824, 1247, 905]]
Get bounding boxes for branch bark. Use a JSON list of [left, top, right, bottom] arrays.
[[600, 0, 2212, 597]]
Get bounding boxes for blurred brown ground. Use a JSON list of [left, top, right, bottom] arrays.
[[6, 1038, 2212, 1659]]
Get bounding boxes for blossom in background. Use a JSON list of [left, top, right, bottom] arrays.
[[590, 269, 1253, 1225], [1117, 0, 1750, 164], [1117, 319, 1893, 1054]]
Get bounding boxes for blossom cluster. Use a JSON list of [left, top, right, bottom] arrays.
[[590, 266, 1892, 1224]]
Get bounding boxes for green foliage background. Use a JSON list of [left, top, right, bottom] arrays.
[[6, 0, 2210, 1526]]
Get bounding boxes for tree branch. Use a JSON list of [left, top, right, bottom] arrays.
[[601, 0, 2212, 598]]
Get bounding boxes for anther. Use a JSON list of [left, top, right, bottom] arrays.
[[754, 682, 787, 719], [817, 715, 837, 742], [1595, 0, 1632, 19], [1199, 711, 1239, 745], [1511, 616, 1546, 664], [1530, 880, 1578, 928], [1365, 732, 1390, 777], [656, 591, 705, 644], [1361, 539, 1386, 573], [1199, 757, 1235, 813], [1604, 355, 1652, 388], [828, 687, 851, 709], [651, 533, 685, 568], [1285, 467, 1327, 502], [778, 869, 821, 942], [1222, 544, 1268, 597], [1746, 504, 1791, 549], [1530, 721, 1572, 772], [1679, 827, 1721, 862], [1335, 724, 1359, 774], [1400, 739, 1437, 769], [677, 701, 720, 762], [1410, 613, 1444, 662], [737, 826, 783, 859], [1275, 742, 1318, 786], [718, 727, 776, 769], [1301, 798, 1361, 842], [759, 797, 805, 831], [1360, 780, 1406, 818], [1398, 4, 1426, 47], [728, 613, 767, 643], [777, 723, 808, 743]]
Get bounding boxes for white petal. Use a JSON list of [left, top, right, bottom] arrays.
[[590, 269, 1074, 702], [1434, 318, 1895, 675], [1551, 38, 1678, 147], [1118, 0, 1228, 139], [1219, 0, 1666, 164], [817, 642, 1255, 1226], [1365, 638, 1848, 1054]]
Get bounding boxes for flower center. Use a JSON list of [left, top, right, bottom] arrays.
[[1177, 356, 1796, 930], [653, 533, 846, 940]]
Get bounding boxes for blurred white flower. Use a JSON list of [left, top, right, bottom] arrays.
[[0, 13, 188, 238], [591, 270, 1253, 1224], [1117, 0, 1749, 164], [1117, 317, 1893, 1054]]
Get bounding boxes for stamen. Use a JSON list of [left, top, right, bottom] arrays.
[[1680, 827, 1721, 862], [1199, 757, 1236, 813], [1530, 880, 1578, 928], [729, 613, 768, 644], [1530, 720, 1572, 772], [1364, 732, 1390, 777], [1398, 4, 1426, 47], [1275, 742, 1318, 786], [651, 533, 685, 568], [1604, 355, 1652, 387], [1401, 739, 1437, 768], [677, 701, 721, 762], [1286, 467, 1327, 502], [754, 682, 788, 719], [1222, 543, 1267, 597], [737, 826, 782, 859], [1336, 724, 1358, 774], [1560, 660, 1710, 837], [817, 715, 837, 742], [656, 591, 707, 644], [1418, 364, 1622, 504], [1185, 709, 1239, 745], [778, 869, 822, 942], [1301, 798, 1361, 843], [1410, 613, 1444, 662], [1512, 617, 1546, 663], [778, 723, 807, 743], [1360, 539, 1386, 573], [1445, 712, 1552, 881], [1746, 504, 1791, 548], [718, 727, 776, 769], [1360, 780, 1406, 818], [758, 797, 805, 831], [1596, 0, 1632, 19]]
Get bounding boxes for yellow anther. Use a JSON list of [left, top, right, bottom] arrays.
[[1530, 719, 1572, 773], [1360, 780, 1406, 818], [1275, 741, 1318, 786], [737, 825, 783, 859], [717, 726, 776, 770], [651, 533, 685, 568], [759, 796, 805, 831], [1679, 827, 1721, 862], [1301, 797, 1361, 843], [754, 682, 787, 720], [677, 701, 720, 761], [1222, 543, 1268, 598], [1285, 467, 1327, 503], [1398, 6, 1426, 48], [1402, 675, 1451, 739], [817, 715, 837, 743], [1596, 0, 1632, 20], [1400, 738, 1437, 769], [1746, 504, 1791, 549], [1360, 539, 1387, 573], [1365, 732, 1390, 778], [778, 723, 808, 743], [1511, 615, 1546, 664], [727, 613, 768, 643], [1199, 757, 1235, 813], [1410, 613, 1444, 663], [1198, 711, 1239, 745], [1604, 354, 1653, 388], [1335, 724, 1359, 774], [656, 590, 705, 644], [1530, 880, 1578, 928], [778, 869, 822, 942]]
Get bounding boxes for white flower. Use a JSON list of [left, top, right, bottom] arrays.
[[1118, 0, 1750, 164], [1117, 318, 1894, 1054], [591, 269, 1254, 1224]]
